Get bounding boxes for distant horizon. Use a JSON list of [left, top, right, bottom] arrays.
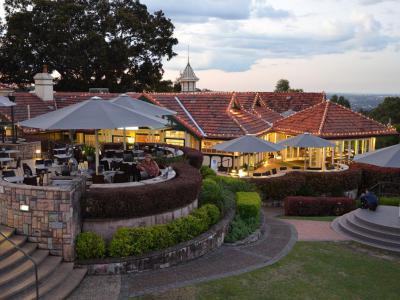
[[1, 0, 400, 93]]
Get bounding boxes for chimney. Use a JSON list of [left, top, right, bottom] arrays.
[[33, 65, 54, 101]]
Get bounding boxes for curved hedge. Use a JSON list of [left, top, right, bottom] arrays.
[[350, 163, 400, 190], [248, 169, 362, 201], [84, 162, 202, 219]]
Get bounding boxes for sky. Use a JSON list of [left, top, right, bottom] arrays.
[[1, 0, 400, 93]]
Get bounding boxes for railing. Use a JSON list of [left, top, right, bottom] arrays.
[[0, 230, 39, 299], [369, 181, 400, 197]]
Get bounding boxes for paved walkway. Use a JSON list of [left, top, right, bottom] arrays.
[[69, 207, 297, 299], [283, 219, 349, 241]]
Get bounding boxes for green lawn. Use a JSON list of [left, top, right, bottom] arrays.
[[279, 215, 337, 222], [135, 242, 400, 300]]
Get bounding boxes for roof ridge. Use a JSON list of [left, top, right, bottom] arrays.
[[174, 96, 206, 137], [318, 101, 330, 135], [275, 100, 326, 124]]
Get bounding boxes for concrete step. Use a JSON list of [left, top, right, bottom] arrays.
[[0, 242, 37, 274], [353, 211, 400, 235], [0, 249, 49, 287], [0, 225, 15, 244], [346, 213, 400, 242], [31, 266, 87, 300], [339, 217, 400, 248], [332, 217, 400, 253], [1, 255, 62, 299], [0, 235, 27, 259]]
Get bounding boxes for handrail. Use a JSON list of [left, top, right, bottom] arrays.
[[0, 230, 39, 299]]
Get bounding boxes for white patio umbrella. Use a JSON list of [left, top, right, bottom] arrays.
[[354, 143, 400, 168], [278, 132, 335, 170], [20, 96, 167, 174], [213, 134, 283, 174], [110, 94, 176, 149], [0, 96, 17, 143]]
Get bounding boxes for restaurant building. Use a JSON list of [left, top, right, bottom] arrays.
[[0, 67, 397, 170]]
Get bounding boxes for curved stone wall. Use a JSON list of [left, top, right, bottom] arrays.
[[82, 198, 198, 241], [77, 209, 234, 275]]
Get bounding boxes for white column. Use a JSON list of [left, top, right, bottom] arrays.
[[322, 148, 326, 171], [95, 129, 99, 175], [347, 141, 351, 161], [123, 128, 127, 150]]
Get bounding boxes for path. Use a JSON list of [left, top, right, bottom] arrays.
[[69, 207, 297, 299], [284, 219, 349, 241]]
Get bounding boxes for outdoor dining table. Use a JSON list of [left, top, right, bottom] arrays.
[[3, 176, 24, 184], [3, 149, 20, 155]]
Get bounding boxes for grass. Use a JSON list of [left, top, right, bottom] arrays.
[[134, 242, 400, 300], [279, 215, 337, 222]]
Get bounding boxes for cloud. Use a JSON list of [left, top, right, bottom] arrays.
[[359, 0, 395, 5], [168, 13, 395, 72], [250, 0, 291, 19]]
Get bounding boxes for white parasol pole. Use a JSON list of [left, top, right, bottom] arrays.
[[123, 127, 127, 150], [95, 129, 99, 175]]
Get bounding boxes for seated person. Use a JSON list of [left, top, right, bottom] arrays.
[[360, 189, 379, 211], [137, 154, 160, 179]]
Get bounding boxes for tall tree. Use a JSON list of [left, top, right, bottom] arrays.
[[0, 0, 178, 92], [330, 95, 351, 108]]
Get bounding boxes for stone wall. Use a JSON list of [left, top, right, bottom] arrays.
[[78, 209, 234, 275], [83, 199, 198, 241], [0, 177, 85, 261]]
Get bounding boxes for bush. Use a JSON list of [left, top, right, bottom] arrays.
[[350, 163, 400, 190], [199, 178, 224, 210], [85, 162, 202, 218], [76, 232, 106, 260], [284, 196, 356, 216], [236, 192, 261, 220], [109, 204, 220, 257], [200, 166, 216, 179], [249, 169, 361, 202], [214, 176, 256, 193], [225, 215, 259, 243], [380, 197, 400, 206]]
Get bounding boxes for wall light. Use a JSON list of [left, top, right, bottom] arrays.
[[20, 204, 29, 212], [35, 149, 41, 154]]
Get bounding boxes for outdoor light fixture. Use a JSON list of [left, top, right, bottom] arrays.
[[35, 149, 41, 154], [19, 204, 29, 212]]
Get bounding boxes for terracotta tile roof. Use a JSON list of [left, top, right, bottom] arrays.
[[273, 100, 398, 139], [0, 92, 143, 123], [259, 92, 325, 113], [143, 92, 277, 139]]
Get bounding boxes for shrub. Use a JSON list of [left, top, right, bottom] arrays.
[[249, 169, 361, 202], [200, 166, 216, 179], [85, 162, 202, 218], [109, 204, 221, 257], [236, 192, 261, 220], [76, 232, 106, 260], [199, 178, 224, 210], [380, 197, 400, 206], [350, 163, 400, 190], [225, 215, 259, 243], [284, 196, 356, 216], [214, 176, 256, 193]]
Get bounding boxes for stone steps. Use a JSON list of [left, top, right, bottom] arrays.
[[332, 208, 400, 253], [0, 225, 87, 299]]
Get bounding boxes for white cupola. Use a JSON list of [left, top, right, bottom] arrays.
[[178, 58, 199, 92]]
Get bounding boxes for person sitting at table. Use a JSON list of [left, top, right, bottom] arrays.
[[137, 154, 160, 179]]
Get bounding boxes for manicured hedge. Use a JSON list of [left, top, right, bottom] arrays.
[[284, 196, 356, 216], [109, 204, 220, 257], [76, 232, 106, 260], [249, 169, 362, 201], [84, 162, 202, 218], [350, 163, 400, 190], [236, 192, 261, 220]]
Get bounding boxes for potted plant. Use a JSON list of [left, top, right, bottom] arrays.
[[83, 145, 95, 162]]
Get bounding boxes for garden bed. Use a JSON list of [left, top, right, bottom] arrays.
[[76, 209, 234, 275]]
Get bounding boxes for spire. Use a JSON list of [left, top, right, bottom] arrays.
[[178, 46, 199, 92]]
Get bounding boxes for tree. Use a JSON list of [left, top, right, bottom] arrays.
[[274, 79, 290, 92], [0, 0, 178, 92], [330, 95, 351, 109], [274, 79, 303, 93]]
